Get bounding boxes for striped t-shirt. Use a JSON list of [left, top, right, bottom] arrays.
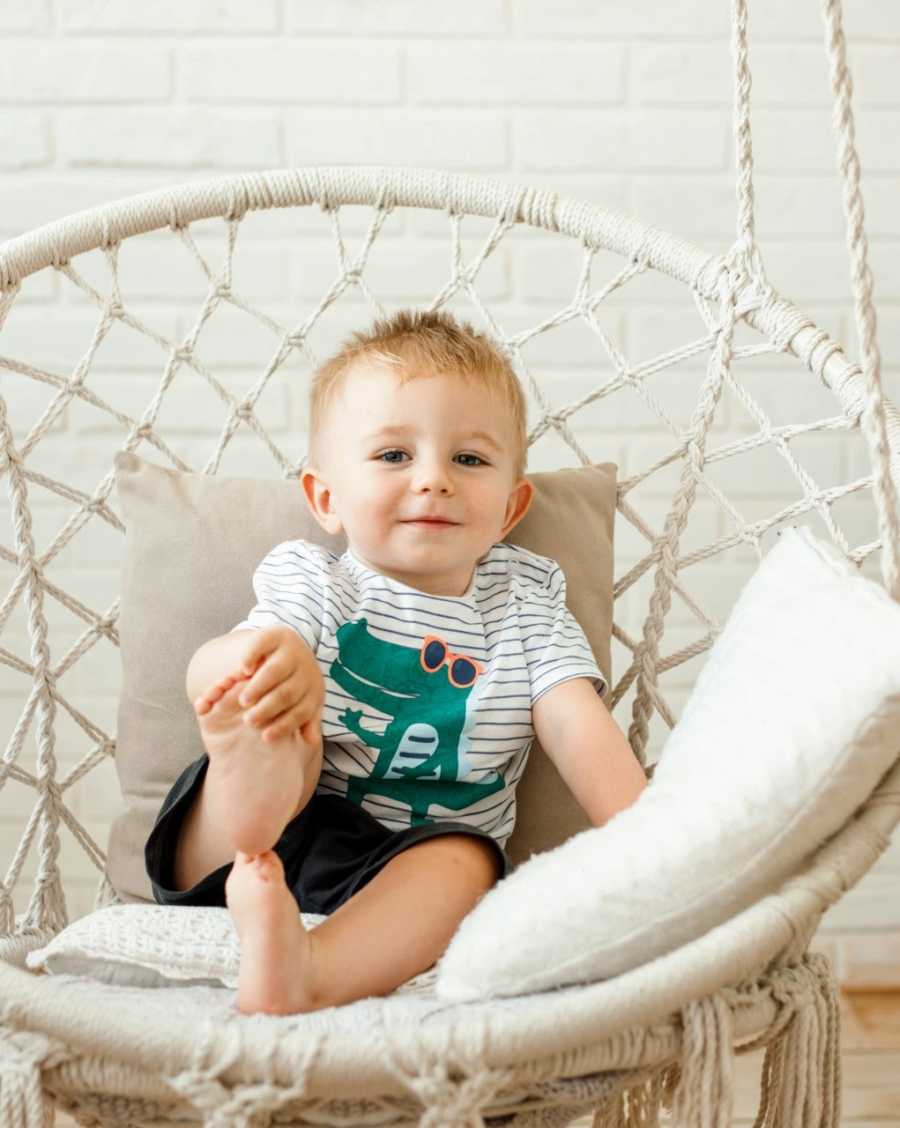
[[231, 539, 607, 850]]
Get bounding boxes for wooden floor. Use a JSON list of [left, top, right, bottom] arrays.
[[51, 989, 900, 1127]]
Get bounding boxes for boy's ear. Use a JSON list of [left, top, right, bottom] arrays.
[[300, 465, 344, 536], [500, 476, 535, 539]]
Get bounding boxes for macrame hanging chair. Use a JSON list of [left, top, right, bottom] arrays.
[[1, 0, 899, 1124]]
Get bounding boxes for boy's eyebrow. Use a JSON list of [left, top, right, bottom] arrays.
[[364, 425, 503, 452]]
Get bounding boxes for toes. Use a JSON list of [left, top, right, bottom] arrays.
[[245, 850, 284, 886], [256, 850, 285, 882], [233, 849, 283, 881], [212, 680, 249, 713]]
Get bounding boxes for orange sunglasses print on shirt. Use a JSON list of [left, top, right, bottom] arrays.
[[419, 634, 485, 688]]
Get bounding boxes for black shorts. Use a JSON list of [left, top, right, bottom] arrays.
[[145, 754, 511, 915]]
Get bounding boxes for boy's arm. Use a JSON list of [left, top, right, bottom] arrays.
[[184, 629, 260, 702], [532, 677, 648, 828]]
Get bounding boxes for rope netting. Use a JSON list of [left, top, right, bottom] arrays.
[[0, 173, 895, 935]]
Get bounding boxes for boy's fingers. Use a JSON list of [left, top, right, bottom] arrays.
[[300, 716, 321, 745], [264, 707, 320, 744], [240, 664, 310, 712], [247, 685, 300, 726], [240, 677, 275, 713], [237, 663, 277, 707], [240, 643, 272, 677]]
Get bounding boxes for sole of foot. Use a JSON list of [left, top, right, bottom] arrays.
[[195, 676, 314, 856]]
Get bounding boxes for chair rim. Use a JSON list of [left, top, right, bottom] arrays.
[[0, 165, 714, 289], [0, 934, 804, 1098], [9, 749, 899, 1087], [0, 163, 888, 445]]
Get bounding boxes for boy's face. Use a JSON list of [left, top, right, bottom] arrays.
[[301, 360, 534, 597]]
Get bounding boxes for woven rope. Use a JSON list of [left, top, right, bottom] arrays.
[[0, 164, 892, 1127], [621, 0, 900, 757], [0, 951, 837, 1126], [0, 159, 893, 1128], [0, 1026, 68, 1128], [723, 0, 900, 599], [820, 0, 900, 599], [1, 170, 894, 938]]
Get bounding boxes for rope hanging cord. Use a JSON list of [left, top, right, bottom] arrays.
[[624, 0, 900, 758], [730, 0, 899, 599]]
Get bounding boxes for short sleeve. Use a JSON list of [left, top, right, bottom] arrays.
[[230, 539, 328, 653], [523, 563, 607, 705]]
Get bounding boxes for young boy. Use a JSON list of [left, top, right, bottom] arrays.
[[144, 309, 647, 1016]]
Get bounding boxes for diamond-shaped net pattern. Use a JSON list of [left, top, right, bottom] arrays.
[[0, 170, 897, 937]]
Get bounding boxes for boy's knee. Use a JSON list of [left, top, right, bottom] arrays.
[[428, 833, 502, 890]]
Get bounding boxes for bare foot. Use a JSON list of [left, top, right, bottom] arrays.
[[193, 674, 318, 856], [225, 849, 318, 1015]]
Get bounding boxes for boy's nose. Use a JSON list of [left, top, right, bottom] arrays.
[[413, 462, 452, 493]]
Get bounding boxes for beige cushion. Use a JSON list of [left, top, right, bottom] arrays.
[[107, 452, 618, 903]]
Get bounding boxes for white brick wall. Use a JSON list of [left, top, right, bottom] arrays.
[[0, 1, 897, 956]]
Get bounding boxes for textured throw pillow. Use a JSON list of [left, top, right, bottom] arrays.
[[24, 904, 436, 996], [434, 525, 900, 1001], [26, 905, 261, 989], [107, 453, 618, 903]]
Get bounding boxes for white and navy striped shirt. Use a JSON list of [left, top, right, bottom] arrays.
[[232, 539, 606, 849]]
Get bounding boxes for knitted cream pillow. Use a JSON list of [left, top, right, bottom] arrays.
[[24, 904, 436, 996], [107, 453, 618, 904], [434, 525, 900, 1001], [26, 905, 259, 989]]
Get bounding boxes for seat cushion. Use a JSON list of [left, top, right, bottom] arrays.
[[107, 453, 618, 903], [434, 525, 900, 1000]]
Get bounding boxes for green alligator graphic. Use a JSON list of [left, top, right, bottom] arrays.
[[330, 618, 506, 825]]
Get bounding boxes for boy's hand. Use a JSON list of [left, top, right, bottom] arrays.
[[200, 626, 324, 745]]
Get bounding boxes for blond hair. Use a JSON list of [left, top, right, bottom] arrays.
[[307, 309, 528, 480]]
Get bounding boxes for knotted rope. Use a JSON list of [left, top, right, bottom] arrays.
[[164, 1017, 326, 1128], [0, 1025, 68, 1128]]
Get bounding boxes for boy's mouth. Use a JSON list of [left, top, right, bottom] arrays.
[[402, 517, 458, 527]]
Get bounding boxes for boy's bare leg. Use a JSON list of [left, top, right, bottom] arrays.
[[172, 676, 322, 892], [224, 832, 501, 1015]]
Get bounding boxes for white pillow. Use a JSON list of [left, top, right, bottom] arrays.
[[25, 903, 441, 996], [25, 904, 318, 989], [435, 525, 900, 1001]]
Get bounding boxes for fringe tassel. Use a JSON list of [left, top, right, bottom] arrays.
[[752, 951, 841, 1128], [591, 1063, 681, 1128], [0, 1027, 57, 1128], [166, 1019, 327, 1128], [670, 993, 736, 1127], [592, 951, 842, 1128]]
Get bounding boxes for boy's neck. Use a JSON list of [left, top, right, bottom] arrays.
[[346, 546, 479, 598]]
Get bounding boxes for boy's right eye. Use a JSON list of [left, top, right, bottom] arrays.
[[377, 450, 408, 463]]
